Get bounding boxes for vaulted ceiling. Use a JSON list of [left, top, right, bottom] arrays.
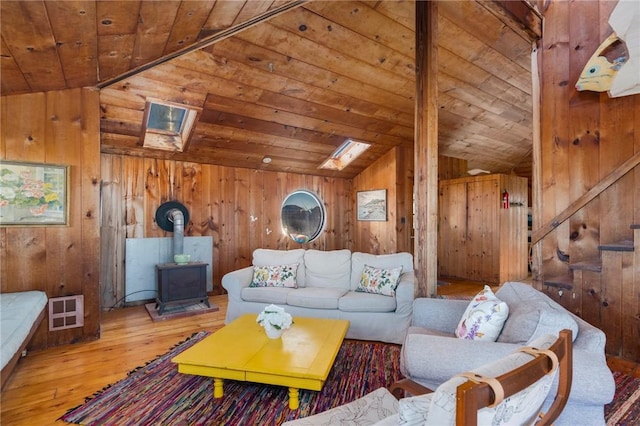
[[1, 0, 538, 179]]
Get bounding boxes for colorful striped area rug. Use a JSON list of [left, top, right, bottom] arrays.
[[60, 331, 639, 426], [606, 371, 640, 426], [60, 332, 402, 425]]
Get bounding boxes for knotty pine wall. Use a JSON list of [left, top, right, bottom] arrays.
[[537, 0, 640, 360], [1, 89, 101, 349], [100, 154, 355, 308], [439, 174, 528, 284], [0, 87, 413, 345], [101, 148, 417, 309], [353, 147, 414, 256]]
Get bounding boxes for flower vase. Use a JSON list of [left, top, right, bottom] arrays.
[[264, 326, 283, 339]]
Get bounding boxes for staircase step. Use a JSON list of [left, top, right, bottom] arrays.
[[569, 258, 602, 272], [543, 275, 573, 290], [598, 240, 634, 252]]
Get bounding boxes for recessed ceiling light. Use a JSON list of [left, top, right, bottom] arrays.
[[262, 157, 272, 164]]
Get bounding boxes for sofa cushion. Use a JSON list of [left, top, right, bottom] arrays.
[[250, 263, 298, 288], [356, 264, 403, 296], [339, 291, 397, 313], [241, 287, 293, 304], [455, 285, 509, 342], [350, 252, 413, 291], [287, 287, 347, 309], [303, 249, 352, 289], [496, 282, 579, 344], [253, 249, 306, 286], [406, 325, 455, 338]]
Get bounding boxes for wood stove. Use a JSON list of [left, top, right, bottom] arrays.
[[155, 262, 209, 315]]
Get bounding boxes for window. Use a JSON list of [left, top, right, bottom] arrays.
[[320, 138, 370, 171], [141, 98, 201, 152], [281, 190, 325, 243]]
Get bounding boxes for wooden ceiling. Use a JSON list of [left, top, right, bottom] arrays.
[[1, 1, 538, 179]]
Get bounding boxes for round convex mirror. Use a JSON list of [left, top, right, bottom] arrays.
[[281, 190, 325, 243]]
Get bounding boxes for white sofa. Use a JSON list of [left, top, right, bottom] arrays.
[[222, 249, 415, 344]]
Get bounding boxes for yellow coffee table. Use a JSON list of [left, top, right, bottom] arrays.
[[171, 314, 350, 409]]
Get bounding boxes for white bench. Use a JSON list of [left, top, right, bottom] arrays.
[[1, 291, 47, 389]]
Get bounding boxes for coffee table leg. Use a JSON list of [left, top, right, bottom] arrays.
[[213, 378, 224, 398], [288, 387, 299, 409]]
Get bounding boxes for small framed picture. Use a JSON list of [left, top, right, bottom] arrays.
[[0, 161, 69, 226], [357, 189, 387, 221]]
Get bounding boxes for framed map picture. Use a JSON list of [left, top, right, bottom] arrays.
[[0, 161, 69, 226], [357, 189, 387, 221]]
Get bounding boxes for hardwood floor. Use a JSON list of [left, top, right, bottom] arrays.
[[436, 276, 502, 297], [1, 284, 638, 425], [1, 296, 229, 426]]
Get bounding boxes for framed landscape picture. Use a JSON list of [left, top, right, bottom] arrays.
[[0, 161, 69, 226], [357, 189, 387, 221]]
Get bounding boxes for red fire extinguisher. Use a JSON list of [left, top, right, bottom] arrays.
[[502, 189, 509, 209]]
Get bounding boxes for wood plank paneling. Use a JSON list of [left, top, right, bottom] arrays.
[[1, 89, 101, 349], [439, 174, 528, 284], [100, 153, 354, 301], [87, 1, 535, 180], [537, 0, 640, 361], [353, 148, 408, 255], [538, 0, 572, 283], [2, 1, 538, 184], [100, 155, 123, 309], [630, 227, 640, 361], [0, 1, 66, 92], [45, 1, 98, 89], [79, 89, 102, 341]]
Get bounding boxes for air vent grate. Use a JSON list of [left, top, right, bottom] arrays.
[[49, 295, 84, 331]]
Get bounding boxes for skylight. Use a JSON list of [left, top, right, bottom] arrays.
[[320, 139, 371, 170], [141, 98, 201, 152]]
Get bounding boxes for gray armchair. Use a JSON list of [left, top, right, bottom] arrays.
[[400, 282, 615, 426]]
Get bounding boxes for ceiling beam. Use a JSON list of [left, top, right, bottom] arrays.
[[97, 0, 307, 89], [482, 1, 543, 42]]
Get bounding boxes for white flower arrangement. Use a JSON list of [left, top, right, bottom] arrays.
[[257, 304, 293, 331]]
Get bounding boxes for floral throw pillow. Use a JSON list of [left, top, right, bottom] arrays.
[[249, 264, 298, 288], [356, 264, 403, 297], [455, 285, 509, 341]]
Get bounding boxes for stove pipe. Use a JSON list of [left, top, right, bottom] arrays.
[[168, 209, 184, 255]]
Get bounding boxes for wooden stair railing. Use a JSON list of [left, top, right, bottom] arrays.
[[531, 151, 640, 246]]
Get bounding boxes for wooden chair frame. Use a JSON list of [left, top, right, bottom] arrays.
[[389, 329, 573, 426]]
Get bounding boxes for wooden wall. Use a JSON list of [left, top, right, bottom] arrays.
[[101, 148, 470, 308], [100, 154, 354, 308], [537, 0, 640, 360], [352, 147, 414, 255], [0, 89, 101, 349], [439, 174, 528, 284]]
